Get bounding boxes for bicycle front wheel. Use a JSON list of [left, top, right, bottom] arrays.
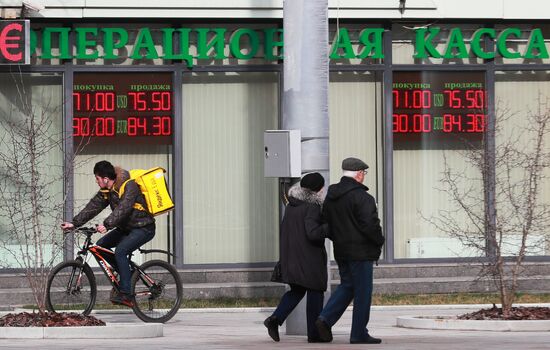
[[131, 260, 182, 323], [46, 260, 96, 315]]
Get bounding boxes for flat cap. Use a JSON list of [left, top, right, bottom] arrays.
[[342, 157, 369, 171]]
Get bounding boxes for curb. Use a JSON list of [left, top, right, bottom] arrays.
[[396, 315, 550, 332], [0, 322, 163, 339]]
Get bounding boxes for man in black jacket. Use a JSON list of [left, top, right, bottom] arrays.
[[61, 160, 155, 307], [315, 157, 385, 344]]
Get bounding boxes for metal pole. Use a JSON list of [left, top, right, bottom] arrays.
[[283, 0, 329, 335]]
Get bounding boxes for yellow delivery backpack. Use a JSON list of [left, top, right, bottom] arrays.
[[119, 167, 174, 216]]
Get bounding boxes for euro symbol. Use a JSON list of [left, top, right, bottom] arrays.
[[0, 23, 24, 62]]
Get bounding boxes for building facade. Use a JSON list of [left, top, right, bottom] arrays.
[[0, 1, 549, 271]]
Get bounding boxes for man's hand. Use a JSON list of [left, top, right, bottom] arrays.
[[96, 224, 107, 234], [60, 222, 74, 230]]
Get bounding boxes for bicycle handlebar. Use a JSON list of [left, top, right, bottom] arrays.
[[66, 226, 98, 235]]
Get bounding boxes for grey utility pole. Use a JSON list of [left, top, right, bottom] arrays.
[[283, 0, 329, 336]]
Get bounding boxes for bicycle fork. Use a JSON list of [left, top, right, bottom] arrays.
[[66, 262, 85, 295]]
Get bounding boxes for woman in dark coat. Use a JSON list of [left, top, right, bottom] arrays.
[[264, 172, 329, 343]]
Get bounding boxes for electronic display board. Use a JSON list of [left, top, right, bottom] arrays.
[[392, 71, 486, 149], [73, 73, 172, 145]]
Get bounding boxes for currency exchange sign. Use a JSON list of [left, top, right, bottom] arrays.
[[0, 20, 30, 65]]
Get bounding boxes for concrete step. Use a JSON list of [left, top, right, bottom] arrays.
[[3, 262, 550, 289], [2, 275, 549, 308]]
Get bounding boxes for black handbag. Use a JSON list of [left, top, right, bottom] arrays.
[[270, 261, 283, 282]]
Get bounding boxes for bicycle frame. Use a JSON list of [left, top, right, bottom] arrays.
[[73, 227, 173, 295], [89, 245, 120, 288]]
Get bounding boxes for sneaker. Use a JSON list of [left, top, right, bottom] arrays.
[[110, 292, 135, 307], [315, 318, 333, 342], [263, 315, 280, 342]]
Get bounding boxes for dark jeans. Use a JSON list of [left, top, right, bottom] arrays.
[[97, 224, 155, 294], [318, 259, 374, 342], [272, 284, 324, 339]]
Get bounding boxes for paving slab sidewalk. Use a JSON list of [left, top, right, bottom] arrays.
[[1, 305, 549, 349]]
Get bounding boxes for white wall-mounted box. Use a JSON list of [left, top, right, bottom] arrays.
[[264, 130, 301, 178]]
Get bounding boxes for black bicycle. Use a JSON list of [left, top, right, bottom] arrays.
[[46, 227, 183, 323]]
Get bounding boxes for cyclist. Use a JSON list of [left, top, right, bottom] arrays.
[[61, 160, 155, 307]]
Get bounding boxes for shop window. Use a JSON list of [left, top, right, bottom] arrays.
[[392, 71, 486, 258], [72, 72, 173, 264], [0, 73, 64, 268], [495, 70, 550, 256], [182, 72, 279, 264]]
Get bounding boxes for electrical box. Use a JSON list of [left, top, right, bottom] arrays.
[[264, 130, 301, 178]]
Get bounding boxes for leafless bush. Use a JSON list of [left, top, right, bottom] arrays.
[[427, 96, 550, 317], [0, 72, 89, 312]]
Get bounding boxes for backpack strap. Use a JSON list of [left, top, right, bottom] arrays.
[[118, 179, 147, 212], [99, 189, 109, 200]]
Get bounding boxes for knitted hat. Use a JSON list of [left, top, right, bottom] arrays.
[[300, 172, 325, 192], [341, 157, 369, 171]]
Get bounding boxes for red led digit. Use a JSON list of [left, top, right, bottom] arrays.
[[422, 90, 431, 108], [443, 114, 453, 132], [152, 116, 162, 135], [412, 114, 422, 132], [412, 91, 421, 108], [85, 93, 91, 112], [476, 114, 485, 132], [397, 114, 408, 133], [152, 92, 162, 111], [161, 116, 171, 135], [161, 92, 171, 111], [95, 117, 105, 136], [73, 93, 81, 111], [465, 90, 474, 108], [475, 90, 484, 109], [423, 114, 432, 132], [128, 117, 137, 136], [73, 117, 81, 136], [105, 92, 115, 111], [392, 90, 399, 108], [81, 117, 90, 136], [95, 93, 105, 112], [105, 117, 115, 136]]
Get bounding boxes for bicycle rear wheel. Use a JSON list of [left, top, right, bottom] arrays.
[[46, 260, 96, 315], [131, 260, 182, 323]]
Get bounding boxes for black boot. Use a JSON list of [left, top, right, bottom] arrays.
[[263, 315, 280, 342], [315, 318, 333, 342]]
